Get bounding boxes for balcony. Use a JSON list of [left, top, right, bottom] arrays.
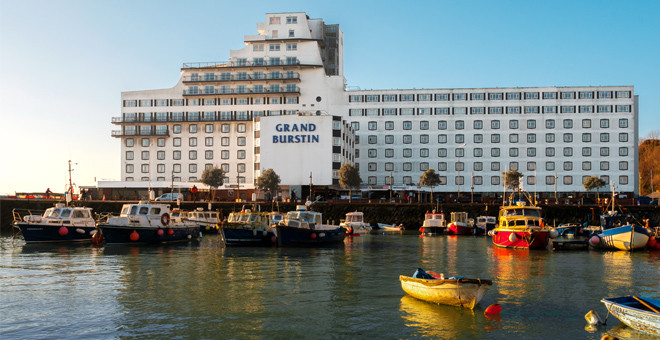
[[182, 59, 321, 70], [183, 87, 300, 96], [111, 127, 169, 138], [182, 72, 300, 83]]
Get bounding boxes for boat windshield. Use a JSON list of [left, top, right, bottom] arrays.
[[347, 214, 362, 222], [502, 209, 540, 217], [426, 214, 443, 220]]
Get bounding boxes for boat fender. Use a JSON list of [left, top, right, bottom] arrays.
[[76, 228, 85, 234], [589, 235, 600, 246], [90, 229, 97, 236], [310, 233, 317, 239], [508, 233, 517, 243], [271, 236, 277, 243], [262, 230, 267, 236], [549, 229, 559, 239], [647, 237, 657, 248], [484, 304, 502, 315], [584, 309, 603, 325], [187, 234, 192, 239], [91, 230, 103, 245], [319, 233, 326, 238], [157, 229, 164, 236], [419, 227, 424, 233], [161, 213, 170, 226], [58, 226, 69, 236], [167, 229, 174, 235], [253, 229, 258, 236], [130, 230, 139, 241]]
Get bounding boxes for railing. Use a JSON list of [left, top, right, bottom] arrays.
[[182, 72, 300, 82], [111, 128, 169, 137], [182, 59, 304, 69], [183, 87, 299, 96]]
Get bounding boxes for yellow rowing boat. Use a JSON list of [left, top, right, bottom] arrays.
[[399, 275, 493, 309]]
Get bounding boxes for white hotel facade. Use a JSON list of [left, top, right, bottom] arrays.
[[112, 12, 638, 199]]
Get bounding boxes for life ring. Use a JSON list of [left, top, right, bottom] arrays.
[[161, 213, 170, 226]]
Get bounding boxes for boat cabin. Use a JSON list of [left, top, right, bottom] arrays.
[[111, 201, 172, 227], [23, 203, 95, 227], [345, 212, 364, 223], [450, 212, 469, 224]]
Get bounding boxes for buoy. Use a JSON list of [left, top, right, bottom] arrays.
[[508, 233, 517, 243], [549, 229, 559, 238], [319, 233, 326, 238], [310, 233, 317, 239], [600, 335, 618, 340], [484, 304, 502, 315], [129, 230, 139, 241], [58, 226, 69, 236], [647, 237, 657, 248], [91, 230, 103, 245], [585, 310, 603, 325], [157, 229, 164, 236], [589, 235, 600, 246], [419, 227, 424, 233], [102, 194, 106, 201]]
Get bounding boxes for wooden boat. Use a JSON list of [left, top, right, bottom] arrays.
[[601, 296, 660, 335], [420, 211, 446, 235], [275, 205, 345, 247], [13, 203, 97, 243], [491, 202, 550, 249], [446, 212, 473, 235], [220, 209, 275, 246], [97, 201, 201, 244], [399, 273, 492, 309], [475, 216, 497, 235], [589, 211, 650, 251], [339, 211, 372, 235]]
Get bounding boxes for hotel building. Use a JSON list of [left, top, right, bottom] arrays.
[[111, 12, 638, 199]]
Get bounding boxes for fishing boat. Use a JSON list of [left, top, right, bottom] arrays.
[[420, 211, 446, 235], [185, 207, 221, 234], [219, 209, 275, 246], [399, 269, 492, 309], [339, 211, 372, 235], [491, 202, 551, 249], [275, 205, 346, 247], [474, 216, 497, 235], [13, 203, 97, 243], [601, 296, 660, 335], [268, 212, 284, 227], [446, 212, 473, 235], [588, 211, 650, 251], [97, 201, 201, 244]]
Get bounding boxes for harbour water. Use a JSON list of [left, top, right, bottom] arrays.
[[1, 232, 658, 339]]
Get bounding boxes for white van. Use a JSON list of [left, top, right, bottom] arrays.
[[155, 193, 181, 201]]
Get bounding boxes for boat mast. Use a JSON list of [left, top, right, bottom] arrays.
[[68, 160, 74, 194]]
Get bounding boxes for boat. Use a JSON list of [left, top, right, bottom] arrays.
[[97, 201, 201, 244], [184, 207, 221, 234], [268, 212, 284, 227], [554, 223, 588, 239], [446, 212, 473, 235], [491, 202, 551, 249], [601, 296, 660, 335], [377, 223, 403, 232], [219, 209, 275, 246], [339, 211, 372, 235], [474, 216, 497, 235], [420, 211, 446, 235], [399, 268, 492, 309], [13, 203, 97, 243], [275, 205, 346, 247], [588, 211, 651, 251]]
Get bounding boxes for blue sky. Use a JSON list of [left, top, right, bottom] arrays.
[[1, 0, 658, 194]]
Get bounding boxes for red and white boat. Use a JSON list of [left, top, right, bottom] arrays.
[[446, 212, 473, 235], [490, 202, 550, 249]]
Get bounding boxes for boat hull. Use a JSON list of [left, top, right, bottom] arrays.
[[421, 226, 446, 235], [492, 229, 550, 249], [275, 225, 346, 247], [220, 228, 276, 246], [447, 222, 473, 235], [15, 223, 96, 243], [399, 275, 492, 309], [601, 296, 660, 335], [98, 225, 201, 244], [592, 225, 650, 251]]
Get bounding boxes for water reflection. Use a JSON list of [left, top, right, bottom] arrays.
[[400, 295, 478, 338], [489, 247, 549, 305]]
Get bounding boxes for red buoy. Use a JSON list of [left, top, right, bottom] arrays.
[[310, 233, 317, 239], [485, 304, 502, 315], [167, 229, 174, 235], [58, 226, 69, 236], [130, 230, 139, 241], [157, 229, 164, 236]]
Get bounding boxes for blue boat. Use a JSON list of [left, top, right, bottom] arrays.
[[601, 296, 660, 335], [13, 203, 98, 243], [275, 206, 346, 247]]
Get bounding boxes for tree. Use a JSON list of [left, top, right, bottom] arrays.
[[339, 163, 362, 202], [201, 166, 225, 201], [419, 169, 441, 204], [583, 176, 607, 201], [256, 168, 281, 201], [502, 170, 523, 201], [639, 131, 660, 195]]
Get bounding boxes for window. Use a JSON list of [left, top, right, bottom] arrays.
[[509, 134, 518, 143], [489, 107, 503, 114], [438, 134, 447, 143], [403, 121, 412, 130], [141, 138, 149, 147], [438, 148, 447, 157], [455, 148, 465, 157], [527, 148, 536, 157], [286, 43, 297, 51], [491, 176, 500, 185], [368, 135, 378, 144], [582, 161, 591, 171], [237, 137, 246, 146], [400, 94, 414, 101], [491, 134, 500, 143], [141, 151, 149, 160], [438, 121, 447, 130], [385, 162, 394, 171], [527, 162, 536, 171], [619, 119, 629, 128], [420, 134, 429, 144], [368, 149, 377, 158], [616, 105, 631, 112], [125, 164, 134, 173], [221, 150, 229, 159], [488, 93, 503, 100], [173, 150, 181, 160], [619, 176, 629, 185], [368, 163, 377, 171], [563, 133, 573, 143], [474, 162, 483, 171], [385, 121, 394, 130], [403, 163, 412, 171], [600, 161, 609, 171], [189, 150, 197, 160], [126, 151, 134, 160], [525, 92, 539, 99], [173, 137, 181, 147], [189, 137, 197, 147], [582, 133, 591, 142], [435, 108, 450, 115], [403, 149, 412, 158], [509, 120, 518, 129], [563, 147, 573, 156], [619, 147, 628, 156], [471, 107, 484, 114], [436, 93, 450, 101], [543, 106, 557, 114], [141, 164, 149, 173], [582, 119, 591, 128], [546, 133, 555, 143], [453, 93, 467, 101], [600, 119, 610, 128], [526, 106, 540, 114], [491, 148, 500, 157], [157, 151, 165, 160], [383, 94, 397, 102], [561, 106, 575, 113], [600, 133, 609, 142], [546, 162, 555, 171], [582, 147, 592, 156], [509, 148, 519, 157], [455, 134, 464, 143], [506, 92, 520, 100], [546, 147, 555, 157], [527, 134, 536, 143], [420, 121, 430, 130], [438, 162, 448, 171], [491, 162, 500, 171], [619, 161, 628, 170], [474, 148, 483, 157], [546, 120, 555, 129], [527, 120, 536, 129], [385, 135, 394, 144], [474, 134, 483, 143], [237, 163, 246, 173], [491, 120, 500, 129], [600, 147, 609, 156]]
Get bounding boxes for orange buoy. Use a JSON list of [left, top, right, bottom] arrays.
[[130, 230, 139, 241], [58, 226, 69, 236], [485, 304, 502, 315]]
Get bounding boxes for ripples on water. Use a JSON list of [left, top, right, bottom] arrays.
[[1, 234, 658, 339]]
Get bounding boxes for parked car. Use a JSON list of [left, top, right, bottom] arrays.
[[155, 193, 181, 201]]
